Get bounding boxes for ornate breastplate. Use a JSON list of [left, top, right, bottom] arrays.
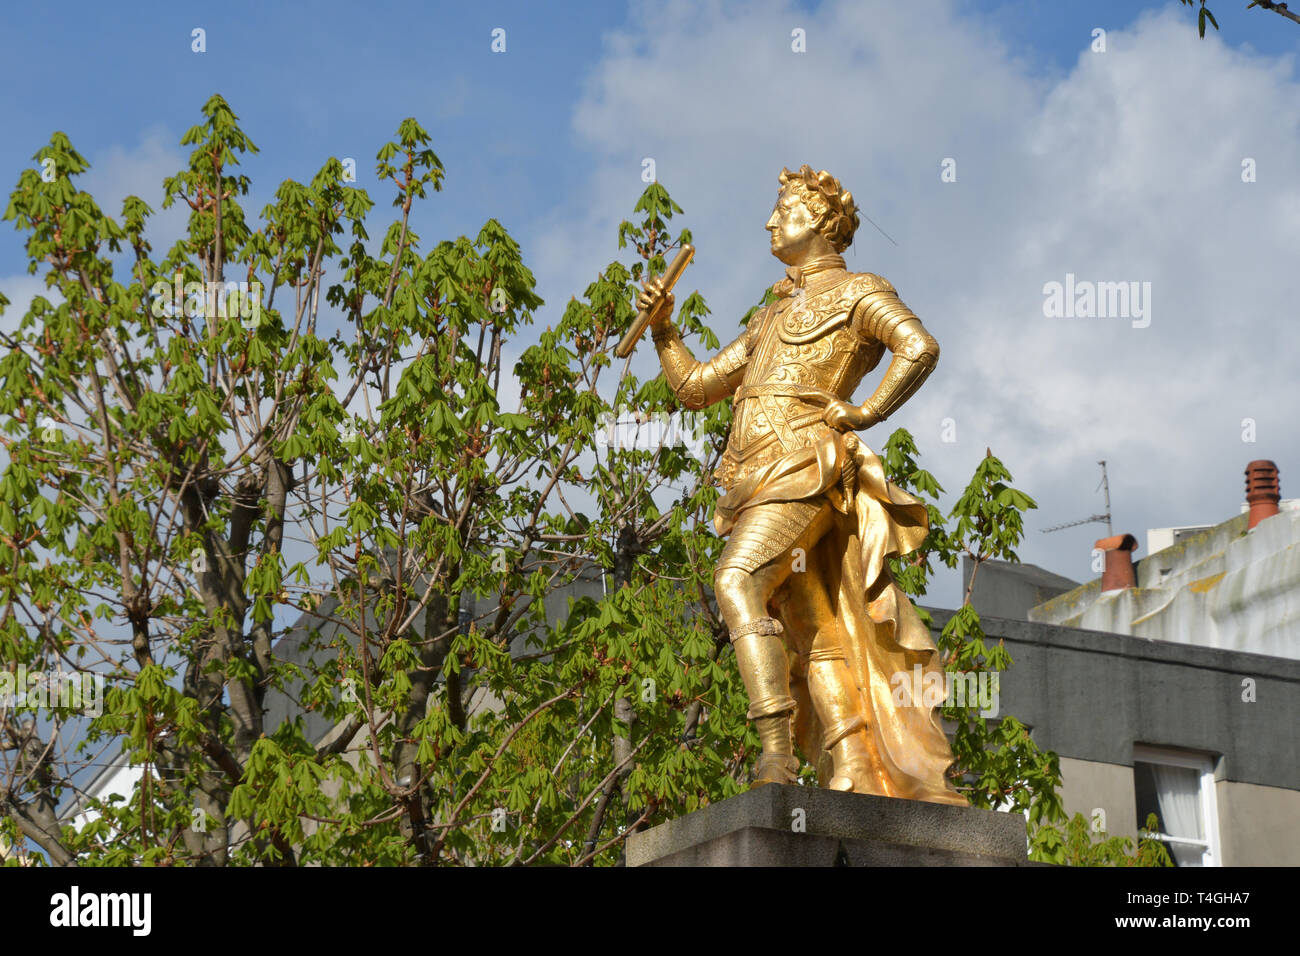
[[715, 271, 889, 490]]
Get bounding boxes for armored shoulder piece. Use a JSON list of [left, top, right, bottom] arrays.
[[847, 278, 941, 424], [850, 280, 938, 368]]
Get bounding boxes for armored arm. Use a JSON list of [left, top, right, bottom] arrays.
[[851, 290, 940, 425], [651, 320, 752, 411]]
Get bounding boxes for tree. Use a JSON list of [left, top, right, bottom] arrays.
[[1, 94, 1168, 866], [1179, 0, 1300, 37], [0, 94, 750, 866]]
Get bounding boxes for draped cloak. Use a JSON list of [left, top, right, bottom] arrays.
[[714, 429, 967, 806]]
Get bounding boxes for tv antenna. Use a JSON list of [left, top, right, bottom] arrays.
[[1041, 460, 1112, 535]]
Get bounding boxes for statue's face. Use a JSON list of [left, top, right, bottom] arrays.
[[765, 186, 822, 264]]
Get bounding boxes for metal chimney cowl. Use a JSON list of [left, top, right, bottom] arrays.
[[1245, 460, 1281, 530]]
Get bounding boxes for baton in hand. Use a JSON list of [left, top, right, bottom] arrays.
[[615, 243, 695, 358]]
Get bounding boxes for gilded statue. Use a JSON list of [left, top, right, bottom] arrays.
[[634, 165, 966, 805]]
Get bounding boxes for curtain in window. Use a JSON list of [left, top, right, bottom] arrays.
[[1152, 763, 1203, 866]]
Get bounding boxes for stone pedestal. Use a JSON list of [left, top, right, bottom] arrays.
[[626, 784, 1033, 866]]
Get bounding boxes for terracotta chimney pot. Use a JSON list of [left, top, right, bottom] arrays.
[[1095, 533, 1138, 593]]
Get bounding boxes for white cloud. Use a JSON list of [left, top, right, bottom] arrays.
[[529, 0, 1300, 597], [81, 126, 188, 240], [0, 272, 59, 339]]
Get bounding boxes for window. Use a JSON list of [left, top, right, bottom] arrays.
[[1132, 745, 1220, 867]]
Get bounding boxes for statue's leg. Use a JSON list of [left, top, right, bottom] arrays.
[[812, 662, 891, 795], [785, 628, 829, 785], [767, 519, 894, 796], [715, 499, 833, 786]]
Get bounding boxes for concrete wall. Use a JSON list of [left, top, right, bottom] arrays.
[[1215, 779, 1300, 865], [962, 557, 1079, 622], [926, 607, 1300, 865], [1057, 755, 1140, 843], [926, 608, 1300, 791]]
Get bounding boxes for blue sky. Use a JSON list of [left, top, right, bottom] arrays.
[[0, 1, 616, 263], [3, 0, 1292, 271], [2, 0, 1298, 605]]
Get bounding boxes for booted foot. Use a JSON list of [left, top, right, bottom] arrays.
[[827, 732, 880, 794], [828, 770, 863, 792], [752, 753, 799, 787]]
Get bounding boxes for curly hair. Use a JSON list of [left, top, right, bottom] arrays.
[[777, 164, 860, 253]]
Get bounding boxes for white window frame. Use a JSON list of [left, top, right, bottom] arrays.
[[1133, 744, 1221, 867]]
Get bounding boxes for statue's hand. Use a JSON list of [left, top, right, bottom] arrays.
[[637, 276, 675, 330], [822, 399, 874, 432]]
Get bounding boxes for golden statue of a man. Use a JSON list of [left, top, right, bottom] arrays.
[[638, 165, 965, 806]]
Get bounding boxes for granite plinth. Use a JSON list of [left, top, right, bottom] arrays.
[[626, 784, 1033, 867]]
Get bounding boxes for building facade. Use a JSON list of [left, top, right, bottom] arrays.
[[959, 459, 1299, 865]]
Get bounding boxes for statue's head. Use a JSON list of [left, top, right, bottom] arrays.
[[766, 165, 860, 263]]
